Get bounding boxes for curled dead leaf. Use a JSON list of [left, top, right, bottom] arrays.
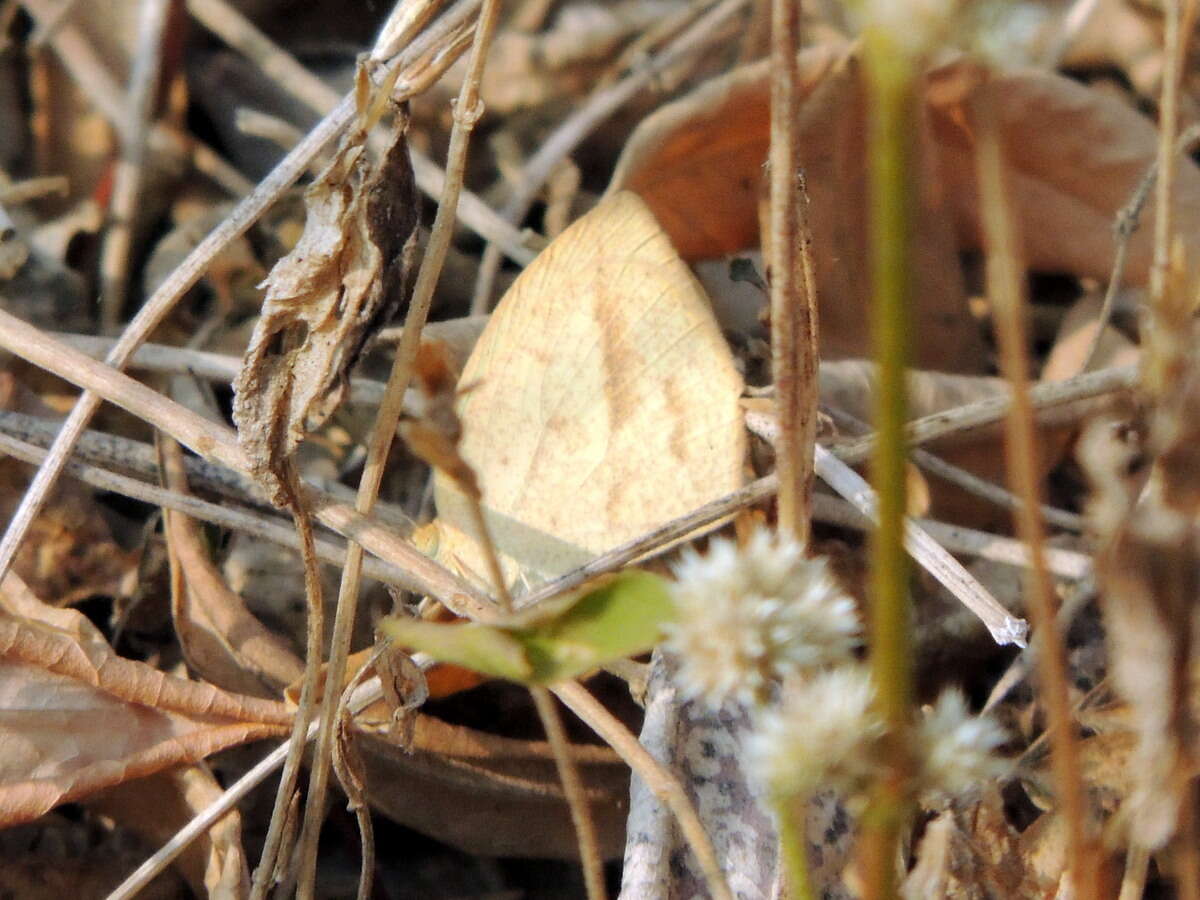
[[233, 108, 419, 504], [0, 571, 291, 827], [160, 438, 304, 698]]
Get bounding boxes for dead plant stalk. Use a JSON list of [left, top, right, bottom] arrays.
[[974, 93, 1094, 900], [98, 0, 169, 333], [768, 0, 819, 553], [292, 4, 506, 897]]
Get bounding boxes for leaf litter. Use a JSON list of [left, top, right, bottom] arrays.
[[0, 1, 1198, 897]]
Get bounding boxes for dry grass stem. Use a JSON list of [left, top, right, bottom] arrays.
[[294, 2, 505, 890], [0, 428, 422, 585], [187, 0, 535, 265], [530, 685, 606, 900], [767, 0, 819, 550], [97, 0, 169, 332], [975, 92, 1093, 899], [249, 461, 327, 900], [1085, 122, 1200, 370], [825, 405, 1083, 532], [1150, 0, 1192, 304], [552, 681, 734, 900]]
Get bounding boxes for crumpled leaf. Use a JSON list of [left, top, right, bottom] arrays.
[[902, 787, 1055, 899], [233, 107, 419, 504], [0, 571, 292, 826], [431, 190, 746, 586], [381, 570, 674, 685]]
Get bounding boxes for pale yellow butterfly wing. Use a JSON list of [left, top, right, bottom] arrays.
[[432, 191, 746, 586]]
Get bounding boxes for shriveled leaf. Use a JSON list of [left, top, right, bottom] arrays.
[[233, 109, 419, 504], [0, 571, 292, 826], [431, 190, 746, 586], [381, 570, 674, 684]]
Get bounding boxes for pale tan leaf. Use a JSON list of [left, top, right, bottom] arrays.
[[232, 112, 419, 504], [0, 571, 291, 826], [432, 190, 746, 585]]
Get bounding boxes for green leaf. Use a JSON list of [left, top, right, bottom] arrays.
[[514, 570, 676, 683], [379, 570, 677, 685], [377, 617, 533, 682]]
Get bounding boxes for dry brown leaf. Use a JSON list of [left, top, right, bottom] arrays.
[[88, 765, 250, 898], [233, 107, 419, 504], [0, 372, 138, 605], [161, 439, 304, 698], [924, 61, 1200, 287], [609, 45, 1200, 371], [608, 41, 983, 373], [430, 190, 746, 586], [358, 713, 629, 860], [903, 788, 1055, 899], [0, 570, 292, 826]]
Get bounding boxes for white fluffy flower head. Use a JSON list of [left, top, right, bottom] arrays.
[[747, 665, 884, 800], [917, 689, 1009, 804], [850, 0, 962, 59], [664, 530, 861, 707]]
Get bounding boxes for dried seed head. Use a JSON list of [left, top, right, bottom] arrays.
[[664, 530, 861, 707], [916, 689, 1009, 804], [747, 665, 883, 800]]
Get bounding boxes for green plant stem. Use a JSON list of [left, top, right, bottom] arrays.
[[859, 28, 918, 900], [774, 794, 813, 900]]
